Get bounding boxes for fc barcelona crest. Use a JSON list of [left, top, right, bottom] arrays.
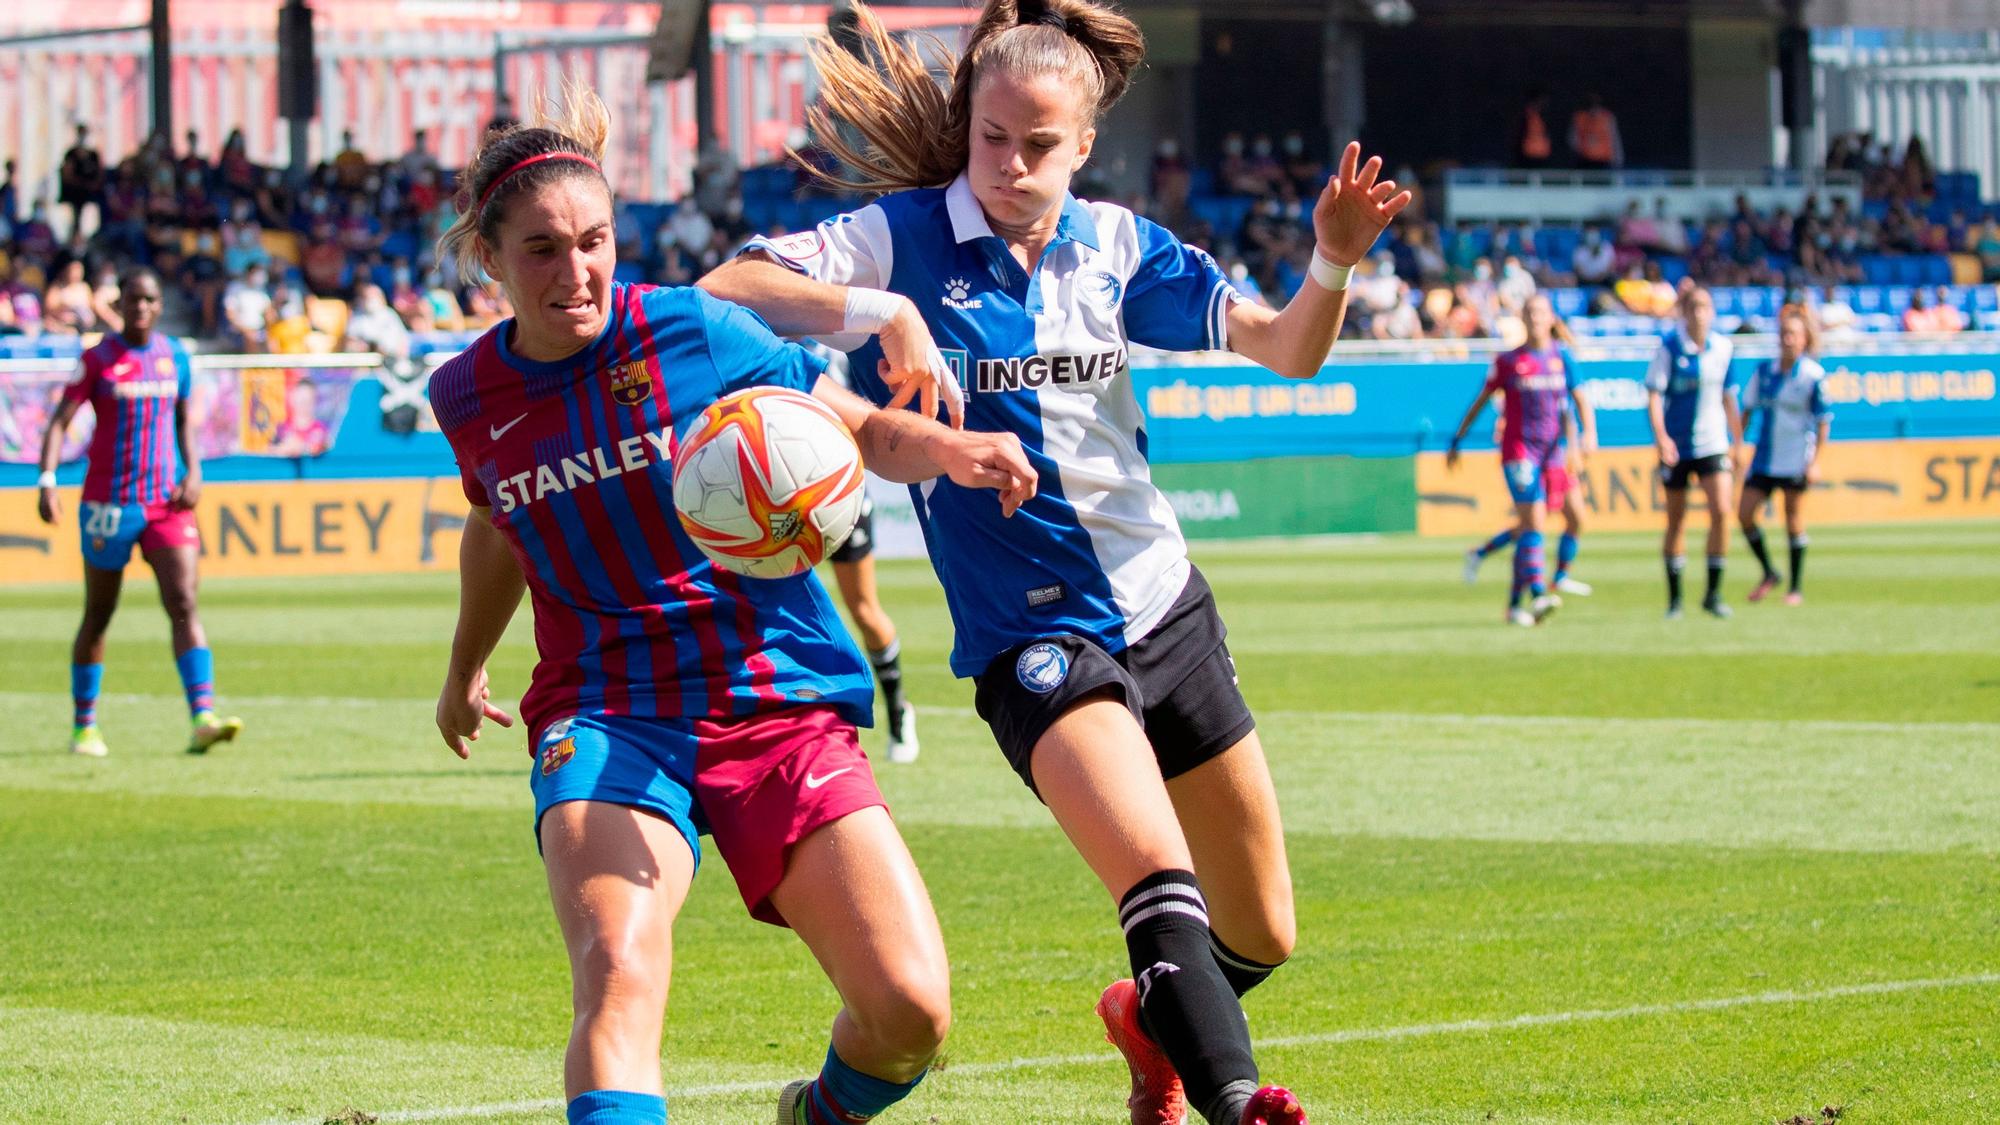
[[611, 362, 652, 406]]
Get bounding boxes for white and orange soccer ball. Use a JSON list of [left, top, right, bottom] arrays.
[[671, 386, 867, 579]]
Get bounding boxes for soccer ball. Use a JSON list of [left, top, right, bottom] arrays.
[[672, 386, 867, 578]]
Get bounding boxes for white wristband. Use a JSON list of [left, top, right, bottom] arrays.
[[1308, 250, 1353, 292], [37, 470, 56, 489], [842, 287, 904, 334]]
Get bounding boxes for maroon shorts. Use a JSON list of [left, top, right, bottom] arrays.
[[1544, 463, 1572, 511], [693, 705, 886, 927]]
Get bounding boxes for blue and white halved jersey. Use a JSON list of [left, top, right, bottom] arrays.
[[744, 172, 1242, 677], [1644, 329, 1740, 460], [1742, 356, 1831, 478]]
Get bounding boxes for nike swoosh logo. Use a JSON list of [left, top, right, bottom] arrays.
[[489, 413, 529, 440], [804, 766, 854, 790]]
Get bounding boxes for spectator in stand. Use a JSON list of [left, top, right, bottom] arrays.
[[1728, 218, 1768, 282], [1815, 285, 1856, 338], [1280, 132, 1324, 197], [1901, 136, 1934, 200], [663, 200, 714, 259], [1901, 287, 1937, 333], [1514, 88, 1554, 167], [89, 264, 123, 335], [486, 94, 519, 136], [16, 202, 57, 269], [1, 259, 42, 335], [692, 138, 741, 222], [1573, 225, 1617, 287], [223, 203, 270, 277], [1496, 254, 1536, 315], [222, 264, 274, 351], [1, 158, 17, 222], [1441, 290, 1486, 338], [1617, 199, 1661, 256], [1463, 257, 1500, 325], [266, 281, 311, 352], [1405, 221, 1447, 286], [464, 280, 513, 329], [180, 168, 222, 230], [58, 124, 106, 242], [182, 228, 228, 336], [1148, 137, 1188, 202], [342, 283, 411, 358], [1353, 253, 1403, 334], [302, 222, 348, 297], [1569, 93, 1622, 169], [41, 258, 98, 335], [1217, 132, 1263, 196], [218, 129, 259, 201], [1972, 218, 2000, 282], [1244, 134, 1284, 191], [333, 130, 370, 191], [397, 128, 440, 188], [1928, 286, 1965, 333], [418, 269, 465, 332], [1370, 279, 1422, 340], [96, 167, 149, 262], [1615, 259, 1677, 318], [1223, 259, 1268, 308], [1764, 207, 1795, 258]]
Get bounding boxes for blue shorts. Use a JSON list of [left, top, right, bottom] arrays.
[[1501, 457, 1551, 505], [528, 706, 887, 926], [78, 500, 198, 571], [531, 713, 706, 870]]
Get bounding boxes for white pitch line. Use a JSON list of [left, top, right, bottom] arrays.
[[3, 693, 1992, 736], [257, 970, 2000, 1124]]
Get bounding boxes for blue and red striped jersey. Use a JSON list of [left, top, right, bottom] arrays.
[[428, 282, 871, 740], [62, 332, 190, 505], [1485, 344, 1573, 463]]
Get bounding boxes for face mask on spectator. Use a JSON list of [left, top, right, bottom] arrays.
[[392, 265, 413, 288], [197, 233, 218, 254], [233, 201, 253, 222], [1157, 140, 1178, 159], [1229, 262, 1248, 282], [1251, 137, 1272, 158], [310, 195, 329, 215], [1283, 134, 1304, 156], [1223, 136, 1244, 157], [1475, 262, 1492, 281]]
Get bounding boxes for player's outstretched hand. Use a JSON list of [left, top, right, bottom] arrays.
[[1657, 437, 1680, 468], [437, 665, 514, 760], [937, 429, 1037, 517], [36, 486, 60, 526], [1314, 141, 1414, 267], [878, 300, 967, 429]]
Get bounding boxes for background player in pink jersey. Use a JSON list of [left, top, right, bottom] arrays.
[[34, 268, 242, 757], [1445, 293, 1596, 626], [427, 86, 1034, 1125]]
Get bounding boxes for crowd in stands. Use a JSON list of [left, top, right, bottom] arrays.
[[4, 115, 1999, 357]]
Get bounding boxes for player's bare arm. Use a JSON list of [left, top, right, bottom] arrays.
[[702, 254, 965, 426], [812, 376, 1036, 516], [436, 506, 524, 758], [1225, 141, 1413, 380], [34, 397, 81, 525]]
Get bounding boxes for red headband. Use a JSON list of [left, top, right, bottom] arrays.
[[476, 151, 602, 213]]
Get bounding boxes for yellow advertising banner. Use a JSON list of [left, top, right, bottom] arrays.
[[0, 478, 470, 585], [1417, 437, 2000, 537]]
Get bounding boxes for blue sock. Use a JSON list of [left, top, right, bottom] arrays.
[[1514, 530, 1546, 599], [71, 663, 103, 728], [1476, 528, 1516, 558], [567, 1090, 667, 1125], [805, 1045, 924, 1123], [174, 647, 215, 716], [1554, 532, 1579, 581]]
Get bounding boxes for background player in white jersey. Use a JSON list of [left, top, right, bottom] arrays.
[[701, 2, 1408, 1121], [1645, 285, 1743, 619], [1737, 303, 1832, 606]]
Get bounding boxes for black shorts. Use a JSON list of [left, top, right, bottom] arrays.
[[826, 496, 874, 564], [972, 566, 1256, 795], [1745, 472, 1807, 494], [1658, 453, 1731, 491]]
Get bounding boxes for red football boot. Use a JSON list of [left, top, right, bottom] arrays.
[[1096, 978, 1189, 1125], [1241, 1084, 1307, 1125]]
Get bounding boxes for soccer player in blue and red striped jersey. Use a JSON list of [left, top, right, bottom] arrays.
[[1446, 294, 1595, 625], [427, 86, 1034, 1125], [35, 268, 242, 757]]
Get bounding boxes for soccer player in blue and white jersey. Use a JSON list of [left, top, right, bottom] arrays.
[[427, 86, 1035, 1125], [1645, 285, 1744, 619], [34, 268, 242, 757], [701, 3, 1410, 1121], [1737, 303, 1831, 606]]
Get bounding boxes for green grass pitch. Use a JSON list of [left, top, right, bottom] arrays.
[[2, 522, 1996, 1124]]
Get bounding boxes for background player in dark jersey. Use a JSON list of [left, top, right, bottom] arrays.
[[827, 495, 919, 762], [1738, 303, 1832, 606], [427, 86, 1034, 1125], [34, 268, 242, 757], [1446, 294, 1595, 625]]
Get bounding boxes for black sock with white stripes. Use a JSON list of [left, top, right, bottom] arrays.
[[1209, 931, 1286, 997], [868, 639, 906, 737], [1120, 870, 1259, 1124]]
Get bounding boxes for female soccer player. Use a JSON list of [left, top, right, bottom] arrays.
[[700, 3, 1408, 1120], [1445, 293, 1595, 625], [34, 268, 242, 757], [428, 87, 1034, 1125], [1738, 303, 1831, 606], [1462, 317, 1593, 597], [1646, 284, 1742, 619]]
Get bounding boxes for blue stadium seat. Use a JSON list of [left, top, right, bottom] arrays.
[[1924, 255, 1954, 285], [380, 230, 417, 262], [1550, 288, 1588, 319], [1979, 311, 2000, 331], [1829, 285, 1855, 307], [1975, 286, 1999, 312], [1740, 287, 1775, 317], [1884, 285, 1913, 313], [1656, 256, 1689, 283], [1858, 313, 1899, 334], [1710, 288, 1740, 316], [1853, 286, 1884, 314]]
